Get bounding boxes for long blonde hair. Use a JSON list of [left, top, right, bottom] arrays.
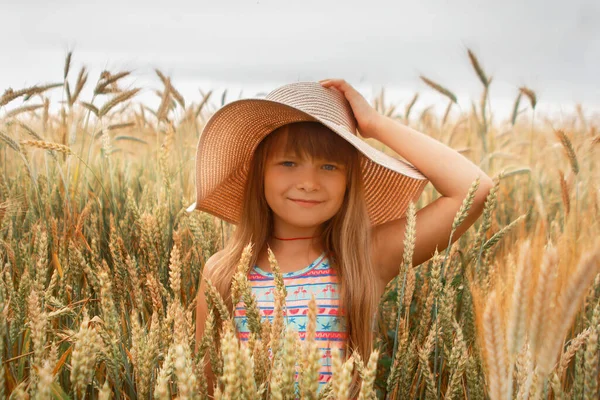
[[210, 121, 379, 396]]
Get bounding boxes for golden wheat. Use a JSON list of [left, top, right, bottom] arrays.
[[0, 50, 598, 399]]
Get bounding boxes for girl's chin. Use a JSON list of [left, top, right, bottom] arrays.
[[272, 213, 331, 228]]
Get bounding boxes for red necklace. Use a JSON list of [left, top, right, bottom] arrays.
[[272, 235, 319, 241]]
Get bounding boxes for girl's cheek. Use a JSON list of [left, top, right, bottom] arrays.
[[324, 179, 346, 197]]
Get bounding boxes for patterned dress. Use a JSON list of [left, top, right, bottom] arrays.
[[232, 252, 347, 395]]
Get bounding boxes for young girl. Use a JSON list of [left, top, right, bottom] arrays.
[[192, 80, 493, 398]]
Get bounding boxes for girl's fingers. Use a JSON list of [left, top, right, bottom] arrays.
[[321, 79, 356, 95], [319, 78, 346, 86], [320, 79, 343, 86]]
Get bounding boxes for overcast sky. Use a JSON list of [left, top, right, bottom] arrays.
[[2, 0, 599, 120]]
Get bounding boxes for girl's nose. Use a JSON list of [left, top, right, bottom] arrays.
[[296, 167, 320, 191]]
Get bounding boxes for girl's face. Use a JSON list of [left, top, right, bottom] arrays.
[[264, 140, 348, 233]]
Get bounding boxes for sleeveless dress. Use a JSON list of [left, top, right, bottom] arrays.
[[232, 252, 347, 396]]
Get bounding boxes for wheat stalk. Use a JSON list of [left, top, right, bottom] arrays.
[[583, 303, 599, 399], [507, 240, 532, 363], [80, 101, 99, 116], [481, 214, 527, 255], [4, 104, 44, 119], [389, 200, 416, 393], [70, 66, 88, 106], [21, 139, 73, 155], [554, 129, 579, 175], [0, 131, 21, 152], [0, 83, 62, 107], [299, 294, 320, 399], [537, 244, 600, 377], [519, 86, 537, 110], [557, 327, 591, 378], [357, 350, 379, 400], [558, 170, 571, 216], [511, 92, 523, 126], [98, 88, 141, 117], [467, 48, 490, 87], [549, 371, 564, 400], [156, 78, 173, 122], [94, 71, 131, 95], [529, 242, 558, 362], [482, 290, 507, 400], [420, 75, 458, 104], [279, 325, 300, 396], [70, 311, 104, 394], [63, 51, 72, 80], [168, 244, 182, 302], [444, 321, 468, 400], [204, 277, 230, 322], [418, 325, 438, 399]]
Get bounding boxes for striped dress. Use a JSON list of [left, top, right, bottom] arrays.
[[233, 251, 347, 395]]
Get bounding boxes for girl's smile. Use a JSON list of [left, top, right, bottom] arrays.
[[289, 198, 323, 207]]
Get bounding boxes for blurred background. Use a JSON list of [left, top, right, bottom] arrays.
[[3, 0, 599, 120]]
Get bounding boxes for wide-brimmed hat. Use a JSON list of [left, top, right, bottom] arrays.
[[186, 81, 429, 226]]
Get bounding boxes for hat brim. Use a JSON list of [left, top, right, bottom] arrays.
[[186, 98, 428, 225]]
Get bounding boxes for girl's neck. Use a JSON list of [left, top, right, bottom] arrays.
[[268, 219, 324, 260], [266, 235, 322, 257], [273, 235, 319, 241]]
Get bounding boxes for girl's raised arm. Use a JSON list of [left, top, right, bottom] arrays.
[[318, 79, 494, 287], [369, 115, 494, 284]]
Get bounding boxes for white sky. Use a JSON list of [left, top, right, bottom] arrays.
[[2, 0, 599, 120]]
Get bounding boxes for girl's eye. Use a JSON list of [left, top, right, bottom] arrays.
[[281, 161, 295, 167], [322, 164, 337, 171]]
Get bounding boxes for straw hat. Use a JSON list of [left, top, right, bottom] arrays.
[[186, 81, 429, 226]]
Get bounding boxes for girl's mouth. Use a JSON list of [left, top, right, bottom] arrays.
[[289, 198, 323, 207]]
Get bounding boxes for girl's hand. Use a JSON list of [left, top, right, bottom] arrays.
[[318, 78, 383, 139]]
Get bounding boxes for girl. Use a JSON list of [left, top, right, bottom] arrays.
[[192, 79, 493, 398]]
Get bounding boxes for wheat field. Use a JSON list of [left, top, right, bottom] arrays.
[[0, 50, 598, 399]]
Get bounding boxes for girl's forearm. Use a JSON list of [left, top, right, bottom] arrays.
[[366, 115, 493, 198]]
